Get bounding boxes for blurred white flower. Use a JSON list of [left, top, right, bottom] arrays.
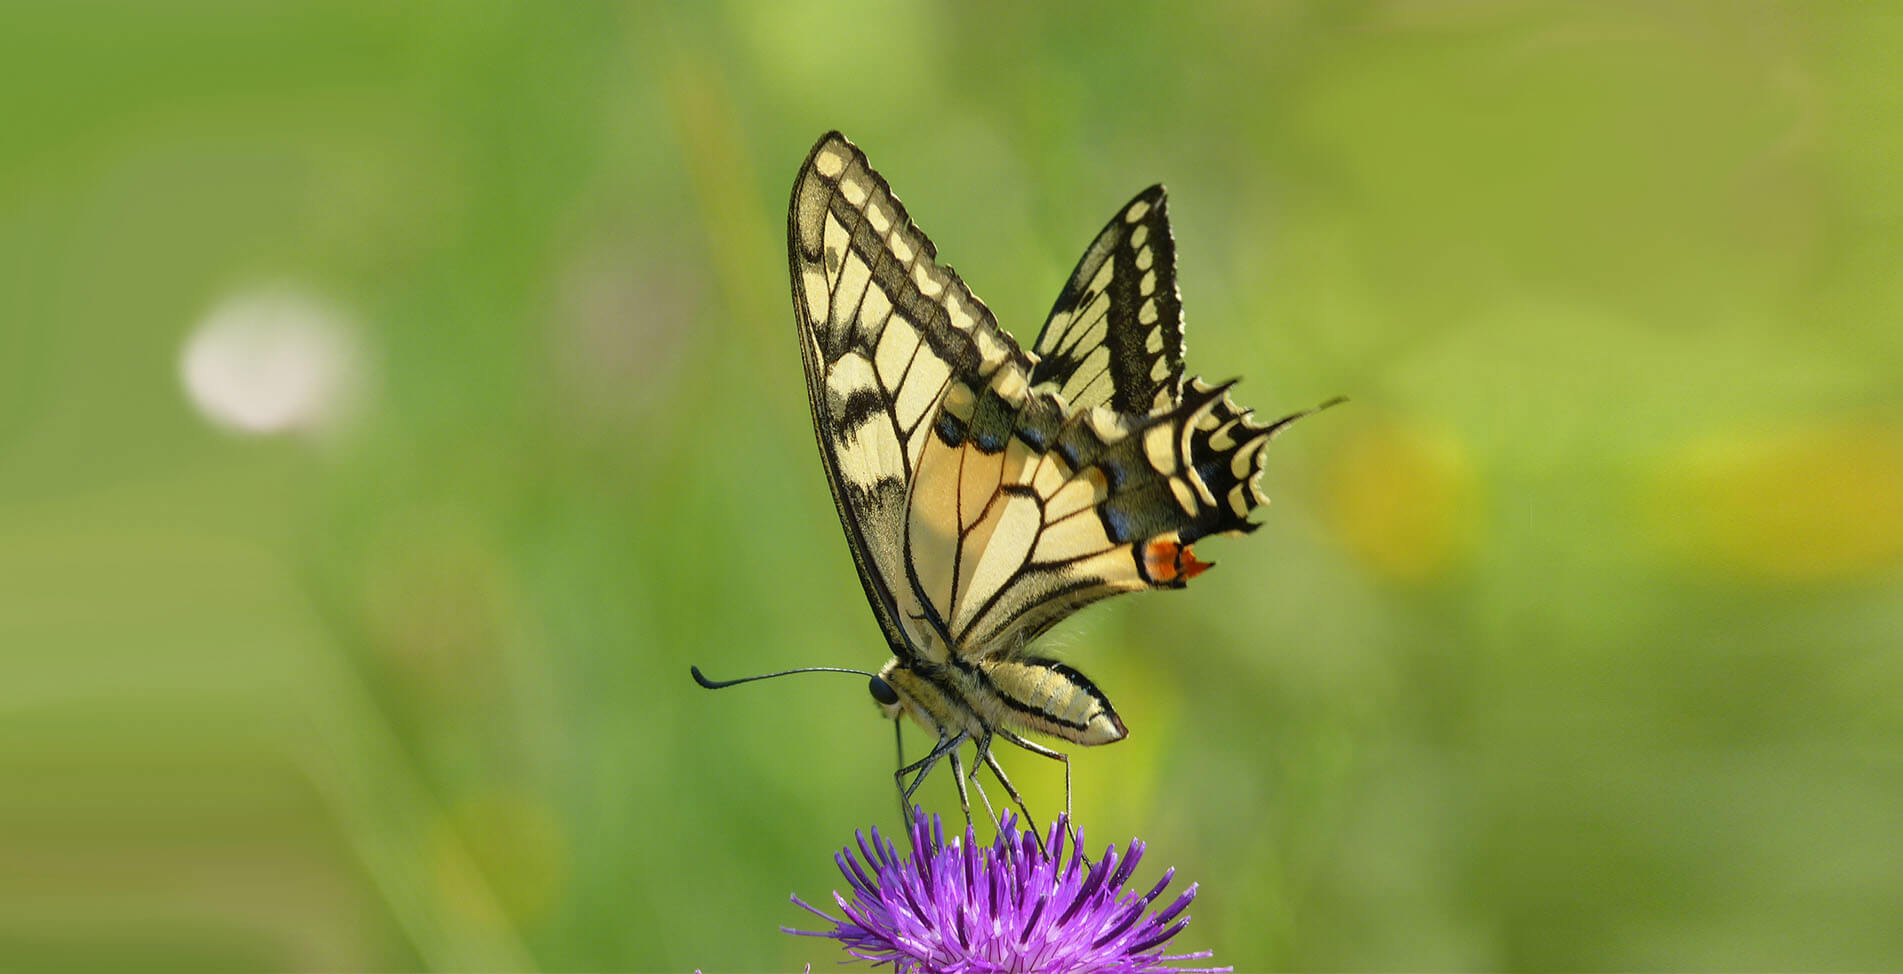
[[180, 285, 368, 436]]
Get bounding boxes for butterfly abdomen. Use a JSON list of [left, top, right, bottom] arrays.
[[881, 656, 1127, 747], [978, 657, 1126, 745]]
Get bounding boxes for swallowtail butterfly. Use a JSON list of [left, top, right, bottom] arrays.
[[695, 132, 1336, 825]]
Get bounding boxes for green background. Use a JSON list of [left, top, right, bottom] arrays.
[[4, 2, 1901, 971]]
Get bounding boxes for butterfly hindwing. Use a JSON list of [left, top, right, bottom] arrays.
[[1030, 186, 1185, 414], [905, 374, 1284, 658]]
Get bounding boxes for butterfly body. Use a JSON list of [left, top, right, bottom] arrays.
[[782, 131, 1331, 815], [875, 652, 1127, 749]]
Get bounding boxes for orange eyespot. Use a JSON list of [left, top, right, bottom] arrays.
[[1144, 538, 1211, 583]]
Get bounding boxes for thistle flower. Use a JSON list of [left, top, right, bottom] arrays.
[[788, 809, 1227, 974]]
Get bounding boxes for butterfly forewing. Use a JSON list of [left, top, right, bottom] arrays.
[[789, 133, 1031, 662], [1030, 186, 1185, 415]]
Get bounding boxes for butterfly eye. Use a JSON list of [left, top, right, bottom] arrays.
[[868, 675, 899, 706]]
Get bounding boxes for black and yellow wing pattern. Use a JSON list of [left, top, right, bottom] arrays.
[[788, 131, 1326, 802], [1031, 183, 1184, 415]]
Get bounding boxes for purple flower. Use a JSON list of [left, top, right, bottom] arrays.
[[787, 809, 1227, 974]]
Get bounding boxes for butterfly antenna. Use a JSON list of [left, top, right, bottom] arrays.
[[690, 664, 877, 690]]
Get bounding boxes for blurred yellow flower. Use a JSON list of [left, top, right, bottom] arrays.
[[1650, 421, 1903, 582], [1323, 419, 1478, 582], [429, 791, 567, 929]]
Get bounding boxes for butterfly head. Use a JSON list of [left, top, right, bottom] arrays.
[[867, 661, 902, 717], [868, 657, 943, 734], [867, 655, 1014, 746]]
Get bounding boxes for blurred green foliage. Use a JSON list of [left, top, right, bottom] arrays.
[[3, 2, 1901, 971]]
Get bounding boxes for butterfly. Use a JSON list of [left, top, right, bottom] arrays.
[[694, 131, 1336, 827]]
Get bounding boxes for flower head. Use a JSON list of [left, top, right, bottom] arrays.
[[788, 809, 1226, 974]]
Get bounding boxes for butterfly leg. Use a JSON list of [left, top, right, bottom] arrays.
[[969, 732, 1036, 835], [891, 719, 907, 823], [895, 731, 967, 814], [997, 728, 1084, 855], [962, 732, 1004, 832], [946, 744, 976, 828], [977, 746, 1039, 837], [967, 773, 1004, 833]]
